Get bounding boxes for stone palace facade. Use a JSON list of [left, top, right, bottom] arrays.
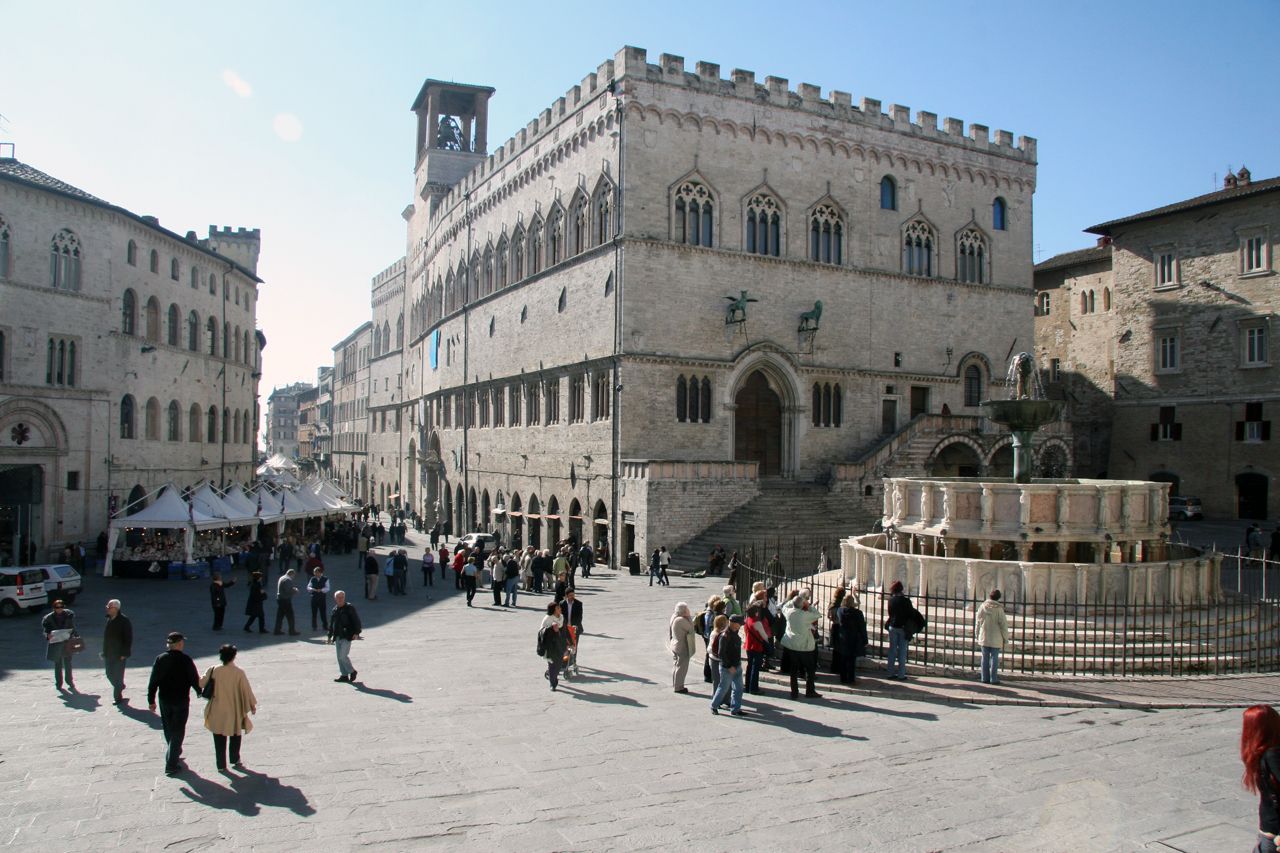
[[401, 47, 1039, 559], [0, 153, 262, 564]]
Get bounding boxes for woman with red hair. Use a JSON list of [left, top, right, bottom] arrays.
[[1242, 704, 1280, 852]]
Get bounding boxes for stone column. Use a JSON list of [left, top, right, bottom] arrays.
[[980, 485, 994, 535]]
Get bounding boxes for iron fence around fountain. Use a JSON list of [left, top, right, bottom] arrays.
[[732, 546, 1280, 677]]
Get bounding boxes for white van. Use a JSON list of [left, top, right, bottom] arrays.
[[0, 568, 48, 617]]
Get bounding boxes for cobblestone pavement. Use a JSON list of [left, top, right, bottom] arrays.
[[0, 527, 1266, 852]]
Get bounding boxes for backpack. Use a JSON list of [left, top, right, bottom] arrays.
[[693, 611, 707, 635], [536, 627, 547, 657]]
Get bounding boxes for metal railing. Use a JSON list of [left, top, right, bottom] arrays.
[[730, 539, 1280, 677]]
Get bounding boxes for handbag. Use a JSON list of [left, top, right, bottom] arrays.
[[67, 635, 85, 654], [686, 633, 698, 657], [201, 669, 216, 700]]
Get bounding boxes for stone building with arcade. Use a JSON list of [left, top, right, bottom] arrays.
[[0, 152, 262, 564], [402, 47, 1046, 561]]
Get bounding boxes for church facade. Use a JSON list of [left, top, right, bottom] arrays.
[[403, 47, 1038, 558]]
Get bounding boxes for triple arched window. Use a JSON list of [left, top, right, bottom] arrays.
[[809, 203, 844, 265], [811, 382, 843, 428], [50, 229, 82, 290], [902, 220, 935, 277], [745, 192, 782, 257], [956, 228, 987, 284], [675, 375, 712, 423], [674, 180, 714, 247]]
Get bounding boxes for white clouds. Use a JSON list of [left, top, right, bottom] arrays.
[[221, 69, 253, 98], [272, 113, 303, 142]]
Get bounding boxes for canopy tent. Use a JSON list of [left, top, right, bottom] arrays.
[[258, 453, 299, 472], [104, 484, 224, 576], [189, 483, 259, 527], [305, 477, 360, 513], [222, 482, 283, 525], [225, 481, 285, 522]]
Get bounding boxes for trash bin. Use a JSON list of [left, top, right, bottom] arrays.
[[627, 552, 641, 576]]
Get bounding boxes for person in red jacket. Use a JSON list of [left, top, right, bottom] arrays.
[[743, 604, 773, 695]]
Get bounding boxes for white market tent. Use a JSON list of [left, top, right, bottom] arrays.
[[189, 482, 259, 527], [104, 484, 224, 576], [222, 482, 283, 525]]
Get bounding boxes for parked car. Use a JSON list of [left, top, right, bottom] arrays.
[[1168, 496, 1204, 521], [458, 533, 499, 552], [0, 568, 48, 617], [29, 564, 82, 604]]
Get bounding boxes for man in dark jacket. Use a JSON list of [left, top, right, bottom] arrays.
[[209, 572, 236, 631], [578, 543, 594, 579], [102, 598, 133, 704], [147, 632, 200, 775], [328, 591, 363, 683], [885, 580, 913, 680], [710, 614, 746, 716]]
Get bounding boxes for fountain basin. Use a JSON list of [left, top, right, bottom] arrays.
[[980, 398, 1065, 431]]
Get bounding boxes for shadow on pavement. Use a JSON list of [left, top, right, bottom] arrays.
[[116, 700, 163, 729], [59, 689, 101, 712], [352, 682, 413, 703], [178, 767, 315, 817], [572, 666, 657, 686], [745, 700, 869, 740], [556, 686, 646, 707]]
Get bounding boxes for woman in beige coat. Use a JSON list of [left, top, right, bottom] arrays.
[[669, 602, 696, 694], [199, 644, 257, 772]]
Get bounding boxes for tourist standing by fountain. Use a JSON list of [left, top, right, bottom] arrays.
[[885, 581, 915, 680], [975, 590, 1009, 685]]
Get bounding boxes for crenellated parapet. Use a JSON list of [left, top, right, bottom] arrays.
[[613, 46, 1036, 163]]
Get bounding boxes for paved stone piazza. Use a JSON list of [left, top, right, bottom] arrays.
[[0, 526, 1266, 851]]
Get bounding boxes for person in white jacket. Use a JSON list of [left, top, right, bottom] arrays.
[[975, 589, 1010, 684], [782, 593, 821, 699]]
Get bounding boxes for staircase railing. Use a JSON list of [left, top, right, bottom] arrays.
[[832, 414, 984, 485]]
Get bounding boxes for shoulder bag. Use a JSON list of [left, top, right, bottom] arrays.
[[201, 668, 216, 700]]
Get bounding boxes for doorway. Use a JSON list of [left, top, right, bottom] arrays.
[[910, 386, 930, 418], [0, 465, 43, 566], [1237, 472, 1269, 520], [881, 399, 898, 435], [734, 370, 783, 476]]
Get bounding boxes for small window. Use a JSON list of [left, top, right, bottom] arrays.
[[170, 257, 179, 281], [1156, 251, 1177, 287], [167, 304, 180, 346], [880, 176, 897, 211], [209, 273, 217, 295], [1236, 402, 1272, 443], [676, 376, 687, 422], [121, 289, 137, 335], [1103, 288, 1111, 311], [66, 471, 80, 491], [127, 240, 138, 266], [0, 216, 10, 279], [1152, 405, 1182, 442], [1157, 332, 1180, 371], [149, 249, 159, 274], [992, 197, 1007, 231], [120, 394, 136, 439], [1050, 358, 1061, 383], [1244, 325, 1269, 366], [1036, 292, 1050, 316], [191, 267, 199, 290], [557, 288, 567, 313], [1243, 233, 1269, 274]]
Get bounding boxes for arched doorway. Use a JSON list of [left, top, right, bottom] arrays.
[[734, 369, 783, 476], [454, 484, 464, 534], [1149, 471, 1180, 496], [593, 500, 609, 557], [481, 490, 491, 533], [468, 487, 478, 532], [527, 494, 542, 549], [1237, 472, 1269, 520], [928, 441, 982, 478], [988, 444, 1015, 478], [568, 499, 583, 545], [510, 493, 524, 548], [546, 496, 561, 545], [440, 481, 452, 532]]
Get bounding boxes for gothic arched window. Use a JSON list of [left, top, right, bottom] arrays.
[[673, 180, 714, 247], [964, 365, 983, 407], [50, 229, 82, 290], [569, 192, 588, 255], [676, 375, 688, 422], [528, 219, 543, 275], [512, 228, 526, 281], [495, 237, 508, 287], [594, 183, 612, 245], [956, 228, 987, 284], [700, 377, 711, 423], [902, 220, 934, 277], [809, 203, 844, 265], [745, 192, 782, 257], [483, 246, 494, 296]]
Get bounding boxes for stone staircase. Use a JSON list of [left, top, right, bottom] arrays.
[[669, 479, 878, 574]]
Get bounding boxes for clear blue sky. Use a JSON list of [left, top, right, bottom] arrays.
[[4, 0, 1277, 440]]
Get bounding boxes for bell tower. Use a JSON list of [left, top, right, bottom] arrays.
[[410, 80, 494, 212]]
